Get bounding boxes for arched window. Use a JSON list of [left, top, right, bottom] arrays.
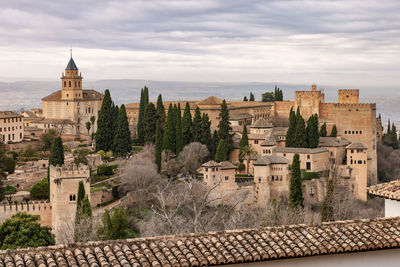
[[64, 81, 66, 87], [69, 81, 71, 87], [75, 81, 77, 87], [78, 81, 81, 87]]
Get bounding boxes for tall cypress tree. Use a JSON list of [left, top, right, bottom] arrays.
[[215, 139, 228, 162], [286, 107, 296, 147], [306, 114, 319, 148], [49, 137, 64, 166], [76, 181, 85, 208], [319, 122, 327, 137], [330, 125, 337, 137], [175, 103, 183, 154], [239, 125, 249, 162], [143, 103, 157, 143], [192, 107, 202, 142], [155, 118, 163, 172], [143, 86, 149, 107], [249, 92, 255, 101], [217, 100, 233, 158], [96, 89, 114, 151], [294, 116, 307, 148], [211, 130, 218, 160], [163, 104, 177, 153], [200, 113, 212, 152], [182, 102, 192, 146], [137, 89, 145, 145], [156, 94, 166, 128], [112, 104, 132, 156], [289, 153, 303, 208]]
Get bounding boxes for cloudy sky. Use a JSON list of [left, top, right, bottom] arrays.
[[0, 0, 399, 87]]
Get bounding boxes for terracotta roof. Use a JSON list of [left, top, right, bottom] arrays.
[[253, 155, 289, 165], [251, 118, 273, 128], [201, 160, 220, 167], [275, 147, 328, 154], [346, 142, 367, 149], [0, 111, 23, 119], [319, 137, 350, 147], [230, 113, 253, 120], [42, 90, 102, 101], [2, 217, 400, 266], [261, 134, 276, 146], [368, 180, 400, 201], [197, 96, 223, 105], [248, 133, 266, 140], [201, 161, 236, 169]]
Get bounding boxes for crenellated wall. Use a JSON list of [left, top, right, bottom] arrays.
[[0, 201, 52, 226], [338, 89, 359, 104]]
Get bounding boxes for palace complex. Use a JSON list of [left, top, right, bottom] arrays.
[[32, 56, 103, 138]]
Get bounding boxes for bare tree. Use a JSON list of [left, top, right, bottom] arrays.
[[56, 216, 102, 244], [261, 199, 305, 227], [161, 150, 180, 178], [178, 142, 209, 178]]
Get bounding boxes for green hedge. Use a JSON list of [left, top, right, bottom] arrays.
[[30, 178, 49, 199], [4, 185, 17, 195], [301, 170, 320, 180]]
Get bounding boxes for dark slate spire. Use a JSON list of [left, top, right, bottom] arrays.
[[66, 56, 78, 70]]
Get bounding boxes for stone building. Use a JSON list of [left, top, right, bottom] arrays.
[[38, 56, 103, 138], [0, 163, 91, 243], [0, 111, 24, 143]]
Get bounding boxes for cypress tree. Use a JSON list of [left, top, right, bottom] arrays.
[[96, 89, 114, 151], [289, 153, 303, 208], [321, 178, 334, 222], [192, 107, 202, 142], [249, 92, 255, 101], [215, 139, 228, 162], [286, 108, 296, 147], [143, 86, 149, 107], [306, 114, 319, 148], [330, 125, 337, 137], [200, 113, 212, 152], [111, 104, 119, 141], [294, 116, 307, 148], [319, 122, 327, 137], [243, 96, 248, 101], [211, 130, 218, 160], [155, 118, 163, 172], [387, 119, 391, 135], [163, 104, 176, 153], [112, 104, 132, 157], [390, 123, 399, 149], [217, 100, 233, 158], [49, 137, 64, 166], [182, 102, 192, 146], [77, 181, 85, 208], [156, 94, 166, 128], [103, 209, 112, 239], [143, 103, 157, 143], [175, 103, 184, 154], [137, 89, 145, 145], [239, 125, 249, 162]]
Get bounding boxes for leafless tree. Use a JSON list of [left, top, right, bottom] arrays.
[[261, 199, 305, 227], [161, 150, 180, 178], [56, 216, 102, 244], [177, 142, 209, 178]]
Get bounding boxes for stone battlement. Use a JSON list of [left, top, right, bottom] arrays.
[[295, 91, 323, 95], [1, 201, 51, 213], [50, 163, 90, 179], [338, 89, 359, 94], [333, 103, 375, 108]]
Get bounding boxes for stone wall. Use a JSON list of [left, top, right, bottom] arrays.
[[0, 201, 52, 226]]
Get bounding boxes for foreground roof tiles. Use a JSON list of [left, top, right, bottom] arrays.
[[368, 180, 400, 200], [2, 217, 400, 266]]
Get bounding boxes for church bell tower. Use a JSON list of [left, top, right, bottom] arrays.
[[61, 52, 83, 100]]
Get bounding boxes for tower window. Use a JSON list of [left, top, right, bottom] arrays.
[[75, 81, 77, 87], [64, 81, 66, 87], [69, 81, 71, 87]]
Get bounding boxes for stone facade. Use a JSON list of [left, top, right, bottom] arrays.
[[0, 111, 24, 143], [40, 57, 103, 137]]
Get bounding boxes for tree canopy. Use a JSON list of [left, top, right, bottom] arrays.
[[112, 104, 132, 156], [289, 154, 303, 208], [0, 212, 55, 249], [96, 89, 115, 151], [49, 137, 64, 166]]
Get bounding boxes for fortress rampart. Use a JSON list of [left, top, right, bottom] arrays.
[[0, 201, 52, 226]]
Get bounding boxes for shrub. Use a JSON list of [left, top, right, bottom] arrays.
[[4, 157, 16, 174], [7, 151, 18, 160], [24, 145, 35, 158], [237, 162, 245, 171], [30, 178, 49, 199], [112, 186, 119, 199], [97, 164, 114, 176], [4, 185, 17, 195], [301, 170, 320, 180]]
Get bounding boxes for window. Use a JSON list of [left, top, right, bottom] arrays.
[[352, 131, 354, 134], [271, 176, 274, 181], [307, 155, 310, 159], [254, 140, 259, 144], [306, 162, 311, 170], [212, 168, 215, 172], [360, 130, 362, 134], [351, 159, 353, 164], [69, 81, 71, 87], [351, 149, 354, 154], [225, 176, 229, 181], [205, 168, 208, 172], [358, 160, 362, 164], [64, 81, 66, 87], [258, 178, 261, 183]]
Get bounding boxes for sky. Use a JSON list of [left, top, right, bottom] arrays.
[[0, 0, 400, 88]]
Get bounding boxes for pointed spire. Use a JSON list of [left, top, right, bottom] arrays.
[[66, 49, 78, 70]]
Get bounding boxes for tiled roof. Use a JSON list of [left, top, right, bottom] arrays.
[[251, 118, 273, 128], [346, 142, 367, 149], [272, 127, 288, 136], [368, 180, 400, 201], [253, 155, 289, 165], [319, 137, 350, 147], [220, 161, 237, 169], [2, 217, 400, 266], [197, 96, 223, 105], [260, 134, 276, 146], [248, 133, 266, 140], [275, 147, 328, 154], [42, 90, 102, 101], [201, 161, 236, 169], [0, 111, 23, 119], [201, 160, 220, 167]]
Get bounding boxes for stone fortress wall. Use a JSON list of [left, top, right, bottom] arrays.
[[0, 201, 52, 226]]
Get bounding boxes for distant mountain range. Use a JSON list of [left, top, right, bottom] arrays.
[[0, 79, 398, 127]]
